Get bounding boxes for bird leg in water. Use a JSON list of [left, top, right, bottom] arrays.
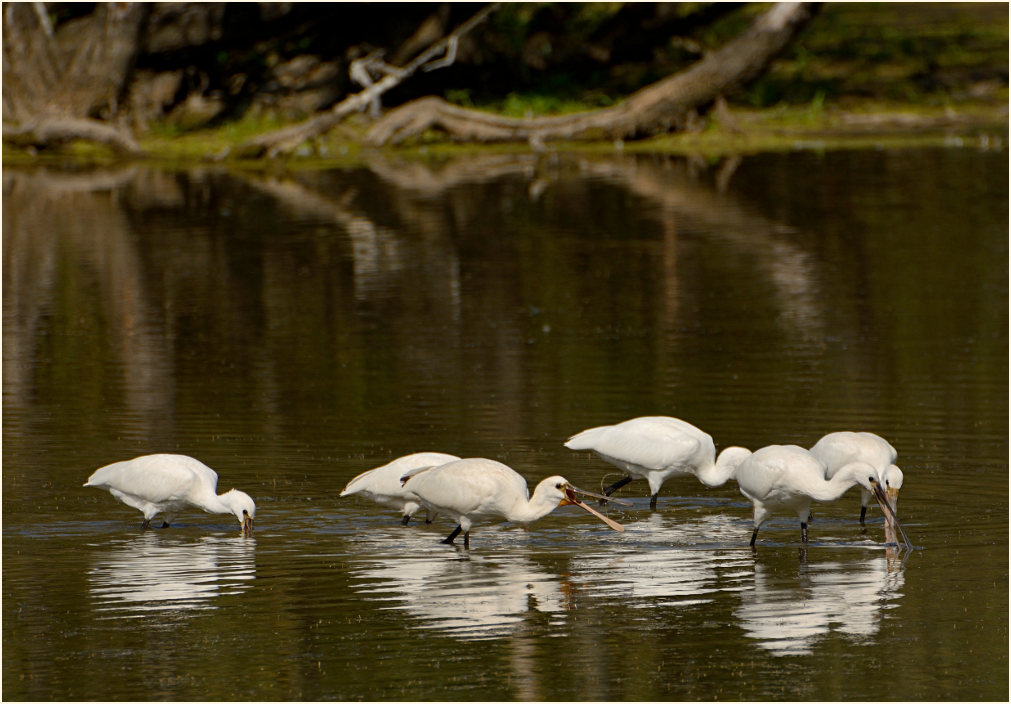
[[650, 493, 659, 510], [800, 521, 808, 543], [441, 525, 463, 545], [141, 519, 151, 530], [161, 522, 170, 528], [400, 515, 411, 526], [750, 527, 760, 547], [859, 505, 867, 525], [599, 475, 632, 505]]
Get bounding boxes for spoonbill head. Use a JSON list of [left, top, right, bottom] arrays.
[[401, 457, 626, 548], [881, 464, 903, 545], [84, 454, 255, 536], [734, 445, 903, 548], [564, 416, 751, 509], [340, 452, 460, 524]]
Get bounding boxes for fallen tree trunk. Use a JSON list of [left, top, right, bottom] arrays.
[[366, 2, 819, 146]]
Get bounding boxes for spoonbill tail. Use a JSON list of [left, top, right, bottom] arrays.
[[564, 416, 752, 509], [810, 431, 904, 531], [734, 445, 906, 548], [340, 452, 460, 524], [84, 454, 255, 536], [400, 457, 627, 548]]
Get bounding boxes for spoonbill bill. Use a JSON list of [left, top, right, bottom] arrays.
[[734, 444, 908, 548], [340, 452, 460, 524], [400, 457, 627, 548], [84, 454, 255, 536], [810, 431, 904, 530], [564, 416, 752, 509]]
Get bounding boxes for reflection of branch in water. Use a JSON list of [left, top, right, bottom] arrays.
[[366, 154, 540, 196], [575, 156, 824, 343], [366, 152, 825, 345], [236, 173, 462, 307]]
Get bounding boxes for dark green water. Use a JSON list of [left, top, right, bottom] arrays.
[[3, 147, 1007, 700]]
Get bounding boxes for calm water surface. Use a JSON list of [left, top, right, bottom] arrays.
[[3, 147, 1007, 701]]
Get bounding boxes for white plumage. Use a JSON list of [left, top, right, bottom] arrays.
[[401, 457, 625, 548], [564, 416, 752, 508], [340, 452, 460, 524], [84, 454, 255, 536], [810, 431, 904, 530], [734, 444, 902, 547]]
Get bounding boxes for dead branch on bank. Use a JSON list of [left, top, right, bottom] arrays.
[[232, 3, 499, 159], [3, 117, 142, 155], [365, 2, 818, 146]]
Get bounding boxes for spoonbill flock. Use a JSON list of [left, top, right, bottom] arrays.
[[86, 416, 910, 550]]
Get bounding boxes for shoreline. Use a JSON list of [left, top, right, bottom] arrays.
[[3, 100, 1006, 167]]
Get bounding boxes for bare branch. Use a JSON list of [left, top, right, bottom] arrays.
[[233, 3, 499, 159]]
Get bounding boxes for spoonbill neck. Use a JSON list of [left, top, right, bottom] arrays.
[[696, 446, 752, 488], [805, 462, 875, 503], [507, 489, 563, 524]]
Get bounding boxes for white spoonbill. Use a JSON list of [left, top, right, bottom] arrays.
[[564, 416, 752, 509], [734, 444, 906, 548], [810, 431, 904, 529], [340, 452, 460, 524], [84, 454, 255, 536], [400, 457, 627, 548]]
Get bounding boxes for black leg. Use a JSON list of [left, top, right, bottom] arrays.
[[750, 527, 759, 547], [400, 514, 411, 526], [441, 525, 463, 545], [800, 521, 808, 543], [161, 521, 170, 529], [650, 493, 659, 511], [603, 475, 633, 495], [464, 532, 470, 549], [142, 519, 151, 530], [859, 505, 867, 525], [599, 475, 633, 505]]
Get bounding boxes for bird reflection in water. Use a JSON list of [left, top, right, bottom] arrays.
[[351, 553, 568, 640], [734, 550, 905, 656], [88, 533, 256, 616], [566, 512, 755, 607]]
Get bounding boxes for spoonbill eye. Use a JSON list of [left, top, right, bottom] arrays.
[[868, 476, 876, 483]]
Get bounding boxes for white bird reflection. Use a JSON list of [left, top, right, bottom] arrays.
[[734, 551, 905, 656], [567, 512, 754, 607], [351, 553, 567, 640], [88, 533, 256, 617]]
